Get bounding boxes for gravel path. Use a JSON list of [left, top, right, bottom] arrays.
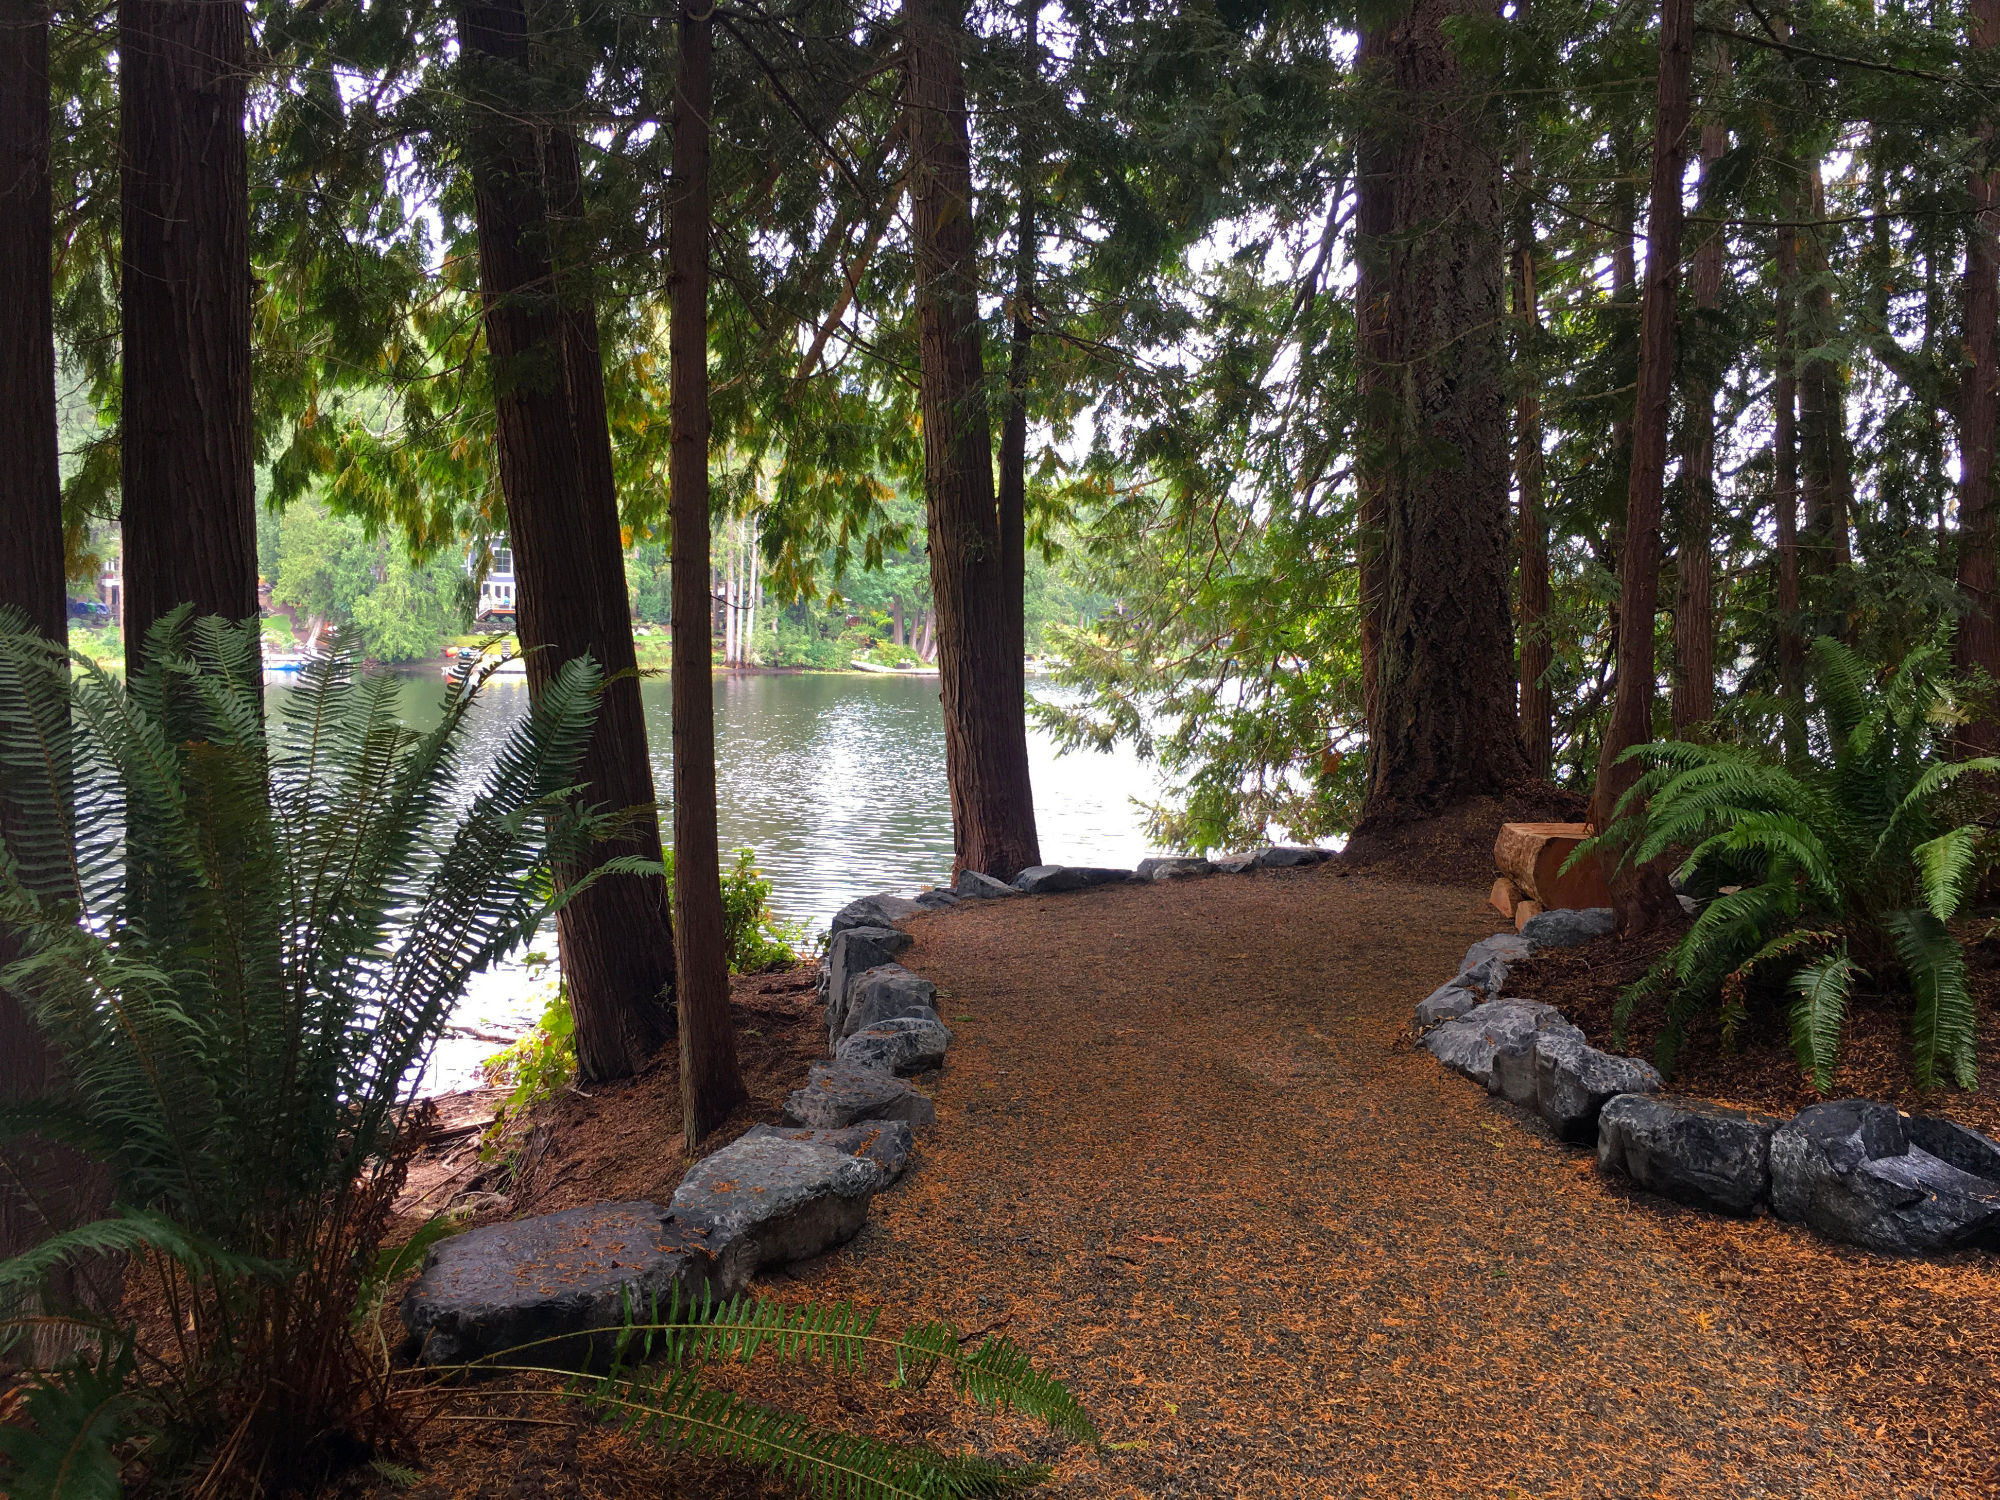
[[785, 868, 1937, 1499]]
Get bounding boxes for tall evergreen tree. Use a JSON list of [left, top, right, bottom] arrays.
[[456, 0, 676, 1081], [1957, 0, 2000, 745], [118, 0, 258, 668]]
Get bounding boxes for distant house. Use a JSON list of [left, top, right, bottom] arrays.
[[474, 540, 516, 628]]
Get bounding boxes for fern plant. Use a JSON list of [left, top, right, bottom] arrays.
[[1599, 635, 1996, 1091], [0, 608, 632, 1494]]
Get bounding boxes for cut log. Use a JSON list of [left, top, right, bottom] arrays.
[[1490, 877, 1524, 919], [1493, 822, 1612, 911], [1514, 899, 1544, 932]]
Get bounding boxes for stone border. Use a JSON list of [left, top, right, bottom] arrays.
[[1413, 913, 2000, 1257], [400, 848, 1334, 1365]]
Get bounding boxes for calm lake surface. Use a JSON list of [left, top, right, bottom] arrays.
[[271, 669, 1161, 1091]]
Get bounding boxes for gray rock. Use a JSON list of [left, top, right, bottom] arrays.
[[823, 925, 914, 1041], [1457, 956, 1512, 999], [954, 870, 1019, 900], [1676, 893, 1700, 916], [828, 892, 924, 938], [1421, 1000, 1567, 1096], [1212, 852, 1257, 874], [1492, 1015, 1582, 1107], [1907, 1116, 2000, 1181], [1597, 1094, 1783, 1216], [1415, 982, 1481, 1028], [834, 1014, 954, 1076], [1771, 1099, 2000, 1253], [1012, 864, 1133, 894], [670, 1125, 902, 1290], [1518, 907, 1617, 949], [401, 1201, 718, 1368], [784, 1062, 937, 1131], [1460, 932, 1536, 973], [1137, 856, 1214, 881], [738, 1121, 915, 1185], [913, 888, 960, 910], [1252, 844, 1333, 869], [1532, 1031, 1662, 1144], [836, 964, 938, 1041]]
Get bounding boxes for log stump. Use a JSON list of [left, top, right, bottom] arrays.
[[1493, 822, 1611, 911]]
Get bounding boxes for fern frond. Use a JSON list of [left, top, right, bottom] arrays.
[[1911, 826, 1984, 924], [1787, 953, 1862, 1093], [1885, 909, 1977, 1090]]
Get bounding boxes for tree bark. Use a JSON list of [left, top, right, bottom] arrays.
[[457, 0, 675, 1082], [1774, 182, 1804, 749], [1957, 0, 2000, 748], [669, 0, 744, 1149], [905, 0, 1040, 880], [118, 0, 257, 671], [1352, 0, 1528, 825], [1797, 162, 1854, 579], [1589, 0, 1693, 937], [995, 0, 1036, 711], [1671, 61, 1727, 736], [1511, 128, 1552, 779]]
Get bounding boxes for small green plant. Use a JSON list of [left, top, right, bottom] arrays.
[[1598, 635, 1997, 1091], [482, 984, 581, 1121]]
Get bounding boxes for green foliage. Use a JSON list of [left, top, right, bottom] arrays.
[[481, 984, 580, 1119], [0, 608, 620, 1492], [1601, 637, 1996, 1091], [270, 500, 468, 662], [0, 1335, 133, 1500]]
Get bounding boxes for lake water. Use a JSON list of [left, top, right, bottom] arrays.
[[275, 669, 1163, 1091]]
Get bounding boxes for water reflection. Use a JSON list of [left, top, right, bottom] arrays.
[[271, 668, 1161, 1091]]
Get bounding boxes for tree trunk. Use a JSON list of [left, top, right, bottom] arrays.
[[904, 0, 1040, 880], [669, 0, 744, 1149], [891, 595, 905, 648], [995, 0, 1036, 702], [1354, 23, 1392, 742], [1797, 162, 1854, 578], [1957, 0, 2000, 748], [457, 0, 675, 1082], [118, 0, 257, 671], [1511, 129, 1552, 778], [1352, 0, 1528, 825], [1589, 0, 1693, 938], [1671, 63, 1727, 736], [1774, 182, 1804, 751]]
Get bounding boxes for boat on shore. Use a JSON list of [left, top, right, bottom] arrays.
[[850, 657, 941, 676]]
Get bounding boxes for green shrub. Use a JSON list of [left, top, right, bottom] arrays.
[[1600, 636, 1997, 1091]]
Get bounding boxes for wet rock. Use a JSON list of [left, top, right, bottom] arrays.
[[1532, 1031, 1662, 1144], [1907, 1116, 2000, 1180], [1771, 1099, 2000, 1253], [1414, 982, 1480, 1028], [913, 887, 960, 910], [671, 1124, 906, 1290], [836, 965, 939, 1042], [1012, 864, 1134, 894], [954, 870, 1019, 900], [824, 925, 914, 1041], [1518, 907, 1617, 949], [834, 1014, 953, 1076], [829, 892, 924, 938], [1596, 1094, 1782, 1216], [1137, 856, 1214, 881], [1212, 852, 1257, 874], [784, 1061, 937, 1131], [1252, 844, 1333, 869], [1421, 1000, 1568, 1097], [401, 1201, 718, 1369]]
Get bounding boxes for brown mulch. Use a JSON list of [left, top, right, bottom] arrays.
[[373, 871, 1998, 1500], [1339, 782, 1589, 888]]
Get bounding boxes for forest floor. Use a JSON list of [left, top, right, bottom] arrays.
[[380, 867, 1999, 1500]]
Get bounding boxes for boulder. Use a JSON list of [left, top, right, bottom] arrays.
[[1414, 982, 1480, 1028], [954, 870, 1019, 900], [829, 892, 924, 938], [1012, 864, 1133, 894], [1421, 1000, 1568, 1098], [834, 1014, 954, 1076], [1212, 852, 1257, 874], [1457, 931, 1537, 999], [737, 1121, 915, 1186], [1138, 856, 1214, 881], [1532, 1031, 1662, 1144], [784, 1062, 937, 1131], [1770, 1099, 2000, 1254], [401, 1201, 718, 1368], [1907, 1115, 2000, 1180], [670, 1123, 908, 1291], [1519, 907, 1617, 949], [1492, 1015, 1583, 1107], [836, 964, 939, 1042], [1596, 1094, 1783, 1216], [913, 887, 961, 910], [1252, 845, 1332, 869], [823, 926, 914, 1041]]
